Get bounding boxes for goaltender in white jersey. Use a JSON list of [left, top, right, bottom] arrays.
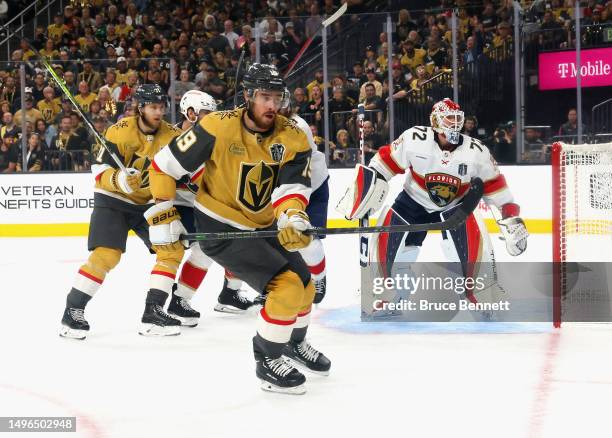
[[338, 98, 528, 310]]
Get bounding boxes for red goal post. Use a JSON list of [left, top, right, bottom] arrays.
[[551, 141, 612, 327]]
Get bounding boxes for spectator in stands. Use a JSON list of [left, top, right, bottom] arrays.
[[223, 20, 240, 50], [361, 83, 384, 111], [463, 35, 483, 67], [100, 70, 119, 97], [34, 118, 54, 150], [173, 69, 197, 102], [78, 61, 102, 94], [201, 66, 227, 102], [359, 68, 383, 101], [37, 86, 62, 125], [31, 73, 47, 103], [489, 21, 513, 59], [262, 32, 287, 67], [400, 39, 426, 72], [462, 116, 481, 140], [54, 98, 74, 126], [1, 111, 19, 142], [292, 88, 309, 115], [480, 2, 498, 33], [236, 25, 253, 52], [558, 108, 588, 138], [363, 120, 383, 164], [0, 76, 18, 110], [306, 70, 326, 101], [62, 70, 78, 96], [75, 81, 97, 113], [362, 45, 377, 70], [492, 121, 517, 163], [540, 10, 564, 48], [14, 94, 42, 127], [0, 134, 17, 172], [49, 115, 85, 171], [305, 3, 323, 39], [396, 9, 418, 41], [18, 133, 44, 172], [424, 37, 448, 73], [282, 21, 304, 61], [331, 129, 354, 166], [48, 13, 66, 44]]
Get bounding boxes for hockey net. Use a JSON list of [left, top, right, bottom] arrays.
[[552, 142, 612, 327]]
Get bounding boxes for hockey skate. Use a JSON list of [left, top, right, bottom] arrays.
[[167, 288, 200, 327], [283, 340, 331, 376], [59, 307, 90, 340], [214, 279, 256, 314], [139, 303, 181, 336], [256, 354, 306, 395]]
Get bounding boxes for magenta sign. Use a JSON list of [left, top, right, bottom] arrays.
[[539, 48, 612, 90]]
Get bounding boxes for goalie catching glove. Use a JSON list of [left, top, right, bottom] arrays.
[[277, 209, 313, 251], [497, 203, 528, 256], [336, 164, 389, 220], [144, 201, 188, 248]]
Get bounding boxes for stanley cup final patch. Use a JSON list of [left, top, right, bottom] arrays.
[[269, 143, 285, 163]]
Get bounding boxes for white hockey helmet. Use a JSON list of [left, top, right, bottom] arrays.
[[430, 98, 464, 144], [180, 90, 217, 122]]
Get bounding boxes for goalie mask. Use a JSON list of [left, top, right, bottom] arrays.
[[430, 98, 464, 145]]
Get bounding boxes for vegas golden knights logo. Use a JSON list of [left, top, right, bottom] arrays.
[[237, 161, 280, 212], [130, 155, 151, 189], [425, 173, 461, 207]]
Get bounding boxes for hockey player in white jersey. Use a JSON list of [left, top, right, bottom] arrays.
[[338, 98, 528, 306], [166, 90, 217, 326]]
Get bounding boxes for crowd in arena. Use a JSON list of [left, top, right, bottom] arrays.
[[0, 0, 610, 173]]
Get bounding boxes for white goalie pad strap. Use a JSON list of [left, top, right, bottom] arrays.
[[336, 164, 389, 220], [257, 309, 295, 344]]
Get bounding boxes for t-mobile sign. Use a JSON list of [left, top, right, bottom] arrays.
[[539, 48, 612, 90]]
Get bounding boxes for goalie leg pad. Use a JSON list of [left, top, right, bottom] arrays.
[[336, 164, 388, 220]]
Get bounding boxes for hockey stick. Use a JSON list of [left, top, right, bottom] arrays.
[[182, 178, 484, 241], [283, 2, 348, 79], [357, 104, 369, 267], [232, 45, 247, 109], [26, 40, 127, 171]]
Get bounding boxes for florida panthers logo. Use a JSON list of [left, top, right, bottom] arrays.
[[425, 173, 461, 207], [237, 161, 280, 212]]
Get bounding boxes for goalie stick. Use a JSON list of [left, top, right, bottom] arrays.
[[26, 40, 128, 172], [357, 104, 368, 267], [283, 2, 347, 79], [181, 178, 484, 241]]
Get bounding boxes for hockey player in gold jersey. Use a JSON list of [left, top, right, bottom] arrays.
[[148, 64, 331, 394], [59, 84, 183, 340]]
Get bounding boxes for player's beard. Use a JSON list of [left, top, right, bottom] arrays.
[[247, 105, 275, 131], [139, 111, 161, 133]]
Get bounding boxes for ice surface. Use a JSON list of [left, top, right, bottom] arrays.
[[1, 234, 611, 438]]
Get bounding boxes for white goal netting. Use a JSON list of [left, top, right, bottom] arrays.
[[554, 142, 612, 262]]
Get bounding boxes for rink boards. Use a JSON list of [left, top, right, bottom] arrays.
[[0, 166, 551, 237]]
